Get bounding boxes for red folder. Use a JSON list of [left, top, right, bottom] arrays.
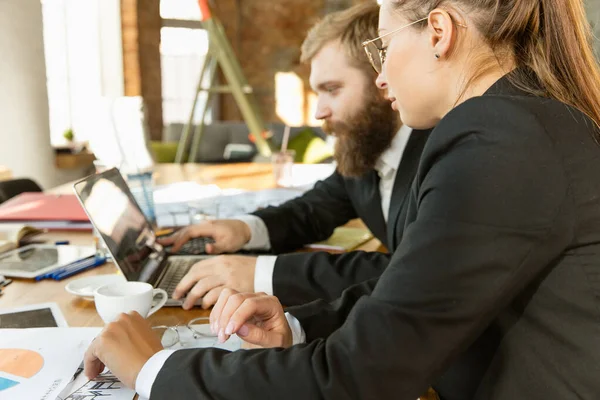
[[0, 193, 89, 222]]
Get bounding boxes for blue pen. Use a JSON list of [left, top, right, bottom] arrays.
[[54, 258, 106, 281], [35, 256, 97, 281], [53, 257, 107, 281], [47, 256, 97, 279], [50, 256, 99, 278]]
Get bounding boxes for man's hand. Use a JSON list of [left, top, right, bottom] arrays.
[[173, 255, 257, 310], [210, 288, 293, 349], [157, 219, 252, 254], [84, 312, 163, 389]]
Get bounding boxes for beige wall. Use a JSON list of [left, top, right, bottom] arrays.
[[0, 0, 84, 189]]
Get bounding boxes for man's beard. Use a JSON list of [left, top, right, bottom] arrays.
[[323, 92, 399, 177]]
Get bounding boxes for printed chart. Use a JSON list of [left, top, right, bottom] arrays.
[[0, 348, 44, 390], [0, 328, 100, 400]]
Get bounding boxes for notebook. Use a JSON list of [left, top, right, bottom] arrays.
[[0, 223, 44, 253], [305, 227, 374, 252]]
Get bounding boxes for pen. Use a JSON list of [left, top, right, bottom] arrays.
[[53, 257, 107, 281], [55, 240, 70, 245], [0, 279, 12, 288], [155, 228, 175, 237], [46, 256, 97, 279], [36, 256, 96, 281], [52, 256, 105, 280]]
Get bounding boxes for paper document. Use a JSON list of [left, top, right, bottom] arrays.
[[56, 368, 135, 400], [155, 187, 305, 227], [0, 328, 100, 400], [289, 164, 336, 190], [151, 182, 223, 205]]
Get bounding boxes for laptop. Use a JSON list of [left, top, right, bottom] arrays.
[[73, 168, 211, 306]]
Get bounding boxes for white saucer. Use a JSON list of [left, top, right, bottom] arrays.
[[65, 274, 126, 300]]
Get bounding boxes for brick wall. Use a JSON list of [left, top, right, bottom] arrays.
[[121, 0, 163, 141], [123, 0, 371, 140], [213, 0, 369, 123]]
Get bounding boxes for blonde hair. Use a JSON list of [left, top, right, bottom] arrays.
[[301, 2, 380, 76], [391, 0, 600, 131]]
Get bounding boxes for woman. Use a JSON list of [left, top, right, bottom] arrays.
[[85, 0, 600, 399]]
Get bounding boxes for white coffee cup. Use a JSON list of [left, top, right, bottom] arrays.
[[94, 281, 168, 324]]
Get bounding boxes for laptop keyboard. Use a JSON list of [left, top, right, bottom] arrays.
[[165, 237, 215, 255], [158, 258, 196, 297]]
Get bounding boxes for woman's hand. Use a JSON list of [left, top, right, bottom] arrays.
[[209, 288, 293, 349]]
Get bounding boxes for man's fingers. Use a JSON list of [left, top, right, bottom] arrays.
[[181, 276, 223, 310], [156, 236, 176, 245], [172, 260, 216, 300], [169, 224, 214, 252], [83, 338, 106, 380], [170, 229, 192, 253], [206, 240, 230, 254], [205, 243, 218, 254], [201, 286, 224, 309]]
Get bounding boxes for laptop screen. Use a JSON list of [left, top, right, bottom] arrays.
[[73, 168, 163, 282]]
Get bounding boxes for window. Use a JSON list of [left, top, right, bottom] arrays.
[[41, 0, 123, 146], [160, 0, 212, 126]]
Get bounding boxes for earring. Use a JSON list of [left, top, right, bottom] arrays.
[[434, 53, 440, 59]]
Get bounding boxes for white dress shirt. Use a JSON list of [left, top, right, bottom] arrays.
[[250, 125, 412, 295], [134, 125, 412, 397]]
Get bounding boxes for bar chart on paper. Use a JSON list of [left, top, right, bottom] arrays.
[[0, 348, 44, 390]]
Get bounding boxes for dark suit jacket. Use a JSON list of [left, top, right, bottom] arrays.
[[252, 130, 430, 305], [152, 75, 600, 399]]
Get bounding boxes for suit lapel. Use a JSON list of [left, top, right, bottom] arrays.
[[386, 129, 431, 250]]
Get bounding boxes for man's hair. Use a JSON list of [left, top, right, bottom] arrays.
[[300, 2, 380, 76]]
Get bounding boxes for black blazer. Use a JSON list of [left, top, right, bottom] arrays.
[[151, 76, 600, 399], [252, 130, 430, 306]]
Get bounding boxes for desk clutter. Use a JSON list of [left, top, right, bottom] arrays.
[[0, 302, 240, 400], [0, 274, 12, 297], [0, 303, 136, 400], [0, 192, 92, 231], [0, 244, 99, 280]]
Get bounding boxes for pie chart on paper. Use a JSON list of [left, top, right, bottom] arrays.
[[0, 349, 44, 390]]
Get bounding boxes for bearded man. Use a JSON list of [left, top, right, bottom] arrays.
[[161, 2, 431, 309]]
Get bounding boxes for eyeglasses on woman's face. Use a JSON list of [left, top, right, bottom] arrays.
[[362, 15, 467, 74]]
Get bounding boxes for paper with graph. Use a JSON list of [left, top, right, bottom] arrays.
[[56, 368, 135, 400], [0, 328, 100, 400]]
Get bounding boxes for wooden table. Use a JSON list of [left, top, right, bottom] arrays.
[[3, 163, 383, 327], [2, 163, 442, 400]]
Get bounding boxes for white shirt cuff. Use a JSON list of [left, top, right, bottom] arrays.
[[135, 349, 177, 399], [285, 312, 306, 345], [254, 255, 277, 295], [135, 318, 304, 398], [234, 215, 272, 250]]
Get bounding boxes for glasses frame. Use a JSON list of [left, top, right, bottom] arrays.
[[152, 316, 217, 348], [362, 16, 467, 74]]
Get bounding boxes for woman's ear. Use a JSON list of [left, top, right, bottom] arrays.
[[428, 9, 457, 60]]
